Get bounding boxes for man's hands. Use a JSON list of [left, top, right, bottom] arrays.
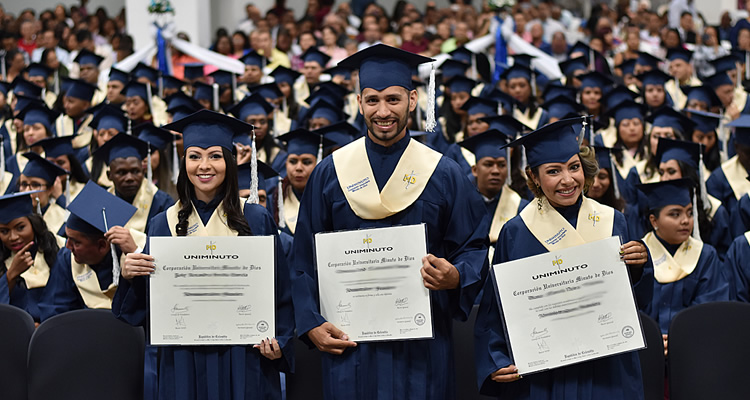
[[421, 254, 460, 290], [105, 226, 138, 254]]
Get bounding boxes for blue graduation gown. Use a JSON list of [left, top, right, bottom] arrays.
[[444, 143, 473, 177], [291, 134, 490, 399], [111, 201, 294, 400], [726, 234, 750, 301], [644, 240, 728, 333], [0, 265, 46, 322], [474, 200, 653, 399], [729, 194, 750, 238], [705, 162, 746, 215], [38, 247, 115, 321]]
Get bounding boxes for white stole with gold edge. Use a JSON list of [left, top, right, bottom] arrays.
[[43, 201, 69, 237], [71, 114, 94, 149], [513, 107, 543, 130], [599, 121, 617, 147], [333, 137, 442, 220], [108, 180, 157, 234], [5, 252, 51, 289], [70, 253, 119, 309], [519, 196, 615, 252], [5, 119, 17, 155], [707, 195, 722, 219], [733, 87, 747, 113], [489, 185, 522, 243], [744, 231, 750, 247], [258, 146, 280, 166], [0, 171, 13, 194], [644, 231, 702, 284], [85, 157, 114, 188], [460, 146, 476, 167], [283, 185, 300, 235], [67, 180, 85, 203], [720, 157, 750, 200], [165, 200, 239, 236]]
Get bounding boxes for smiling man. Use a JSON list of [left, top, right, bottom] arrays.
[[290, 44, 489, 399]]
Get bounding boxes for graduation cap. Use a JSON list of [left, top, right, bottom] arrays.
[[239, 50, 266, 67], [131, 63, 160, 83], [93, 132, 150, 165], [74, 49, 103, 67], [301, 47, 331, 67], [162, 75, 185, 90], [11, 77, 43, 98], [686, 109, 721, 133], [616, 59, 637, 76], [306, 99, 345, 124], [503, 116, 584, 168], [21, 152, 67, 184], [591, 145, 624, 170], [445, 75, 476, 94], [461, 97, 498, 117], [481, 88, 519, 112], [163, 109, 254, 151], [15, 103, 58, 131], [478, 115, 530, 139], [277, 128, 334, 156], [709, 55, 739, 74], [66, 180, 137, 235], [168, 105, 199, 121], [165, 91, 202, 111], [13, 95, 44, 115], [250, 83, 283, 100], [578, 71, 613, 90], [666, 47, 693, 63], [123, 80, 154, 102], [238, 161, 278, 191], [0, 191, 38, 224], [568, 42, 611, 74], [636, 51, 662, 69], [183, 64, 206, 80], [727, 114, 750, 146], [192, 81, 215, 102], [304, 87, 345, 110], [606, 100, 647, 126], [209, 70, 235, 87], [25, 63, 53, 79], [559, 56, 588, 76], [227, 93, 274, 121], [636, 178, 693, 210], [324, 66, 353, 80], [601, 85, 639, 110], [541, 95, 586, 119], [89, 104, 127, 132], [458, 128, 511, 160], [338, 44, 433, 92], [636, 69, 672, 87], [34, 136, 76, 158], [499, 64, 532, 82], [109, 67, 129, 84], [684, 85, 721, 109], [312, 121, 360, 148], [450, 46, 491, 80], [542, 83, 577, 103], [655, 137, 701, 168], [134, 123, 176, 152], [439, 59, 470, 79], [703, 72, 734, 89], [64, 78, 97, 102], [647, 107, 696, 134], [270, 65, 301, 85], [311, 81, 351, 99]]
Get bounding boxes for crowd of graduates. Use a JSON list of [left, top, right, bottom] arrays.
[[3, 0, 750, 399]]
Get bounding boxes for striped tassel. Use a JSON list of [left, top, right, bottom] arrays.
[[277, 177, 286, 229], [146, 144, 153, 183], [425, 65, 437, 132], [692, 192, 701, 241], [248, 129, 259, 204], [610, 152, 621, 200]]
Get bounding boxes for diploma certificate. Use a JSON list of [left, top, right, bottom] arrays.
[[492, 236, 645, 374], [315, 224, 433, 342], [149, 236, 275, 345]]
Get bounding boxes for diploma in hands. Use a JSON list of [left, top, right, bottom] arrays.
[[492, 236, 645, 374], [149, 236, 275, 345], [315, 224, 434, 342]]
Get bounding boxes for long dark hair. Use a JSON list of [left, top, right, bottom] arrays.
[[174, 147, 252, 236], [676, 159, 713, 241], [65, 153, 89, 183], [591, 167, 626, 212], [0, 214, 60, 271]]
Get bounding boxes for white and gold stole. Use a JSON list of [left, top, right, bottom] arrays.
[[283, 185, 300, 235], [71, 252, 120, 309], [5, 251, 51, 289], [165, 200, 239, 236], [489, 186, 523, 244], [644, 231, 702, 284], [720, 157, 750, 201]]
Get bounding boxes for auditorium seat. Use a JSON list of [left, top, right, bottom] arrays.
[[286, 335, 324, 400], [0, 304, 35, 400], [638, 311, 664, 400], [453, 304, 494, 399], [27, 309, 145, 400], [668, 301, 750, 400]]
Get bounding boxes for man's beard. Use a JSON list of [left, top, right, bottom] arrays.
[[365, 99, 410, 143]]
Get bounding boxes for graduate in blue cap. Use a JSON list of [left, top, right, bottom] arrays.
[[295, 47, 331, 107], [227, 93, 287, 174], [17, 152, 69, 235], [192, 81, 219, 111], [106, 68, 129, 106], [637, 69, 674, 110], [684, 85, 722, 113], [635, 51, 662, 76], [312, 121, 360, 152], [601, 100, 649, 178], [181, 63, 206, 85], [160, 75, 185, 99], [34, 136, 90, 206], [637, 178, 728, 347], [85, 103, 128, 188], [577, 71, 612, 118], [588, 145, 629, 212], [703, 71, 740, 113], [458, 129, 528, 247], [444, 96, 501, 176], [24, 63, 57, 109], [5, 103, 59, 189], [616, 59, 639, 89], [93, 132, 174, 239], [475, 116, 652, 400], [250, 82, 292, 135], [291, 43, 489, 400], [646, 106, 697, 157], [558, 56, 588, 87], [304, 99, 346, 131], [56, 78, 97, 145], [665, 47, 702, 109], [74, 49, 104, 86], [500, 64, 550, 129], [685, 108, 726, 168], [270, 65, 302, 121], [209, 69, 238, 109], [706, 114, 750, 216], [123, 80, 164, 126], [0, 191, 65, 321], [134, 122, 179, 197], [275, 128, 333, 235], [238, 50, 266, 89], [725, 196, 750, 300], [113, 109, 294, 400], [39, 180, 137, 321], [541, 95, 586, 122]]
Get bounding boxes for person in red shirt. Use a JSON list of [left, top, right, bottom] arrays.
[[400, 19, 429, 54], [17, 20, 37, 58]]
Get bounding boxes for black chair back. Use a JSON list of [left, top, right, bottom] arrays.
[[27, 309, 145, 400], [0, 304, 35, 400], [638, 311, 664, 400], [286, 336, 324, 400], [453, 304, 494, 400], [668, 301, 750, 400]]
